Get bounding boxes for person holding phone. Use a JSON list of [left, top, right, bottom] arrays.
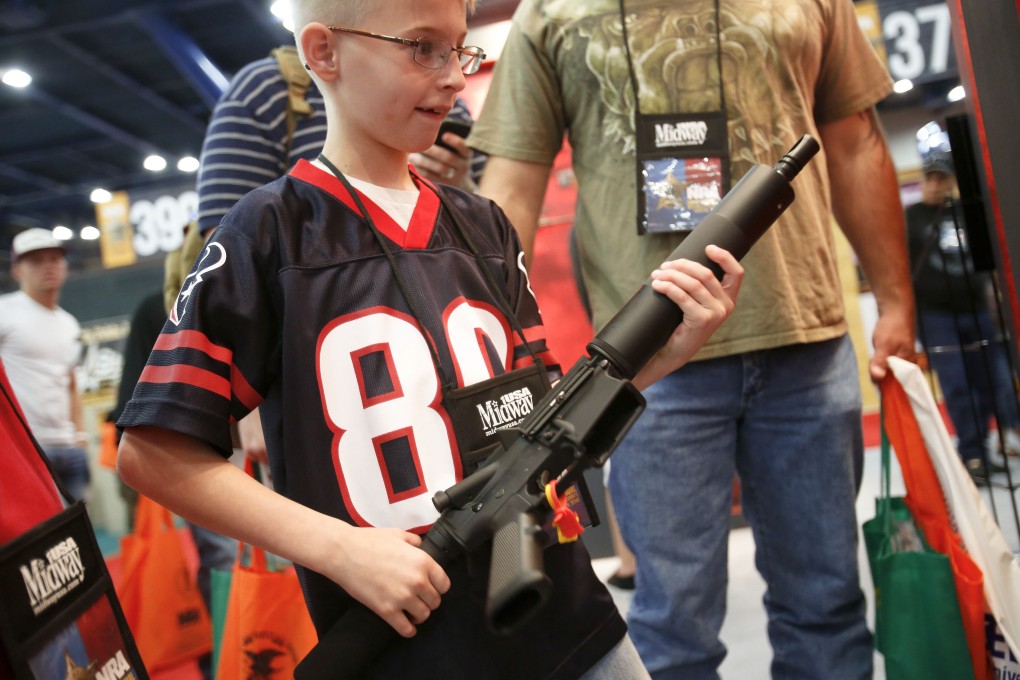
[[411, 118, 484, 190]]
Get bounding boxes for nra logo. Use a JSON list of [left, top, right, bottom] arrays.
[[654, 121, 709, 148]]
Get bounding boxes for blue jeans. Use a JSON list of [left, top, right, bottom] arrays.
[[43, 445, 90, 502], [609, 335, 872, 680], [186, 522, 238, 610], [918, 308, 1020, 463], [187, 522, 237, 680], [580, 635, 651, 679]]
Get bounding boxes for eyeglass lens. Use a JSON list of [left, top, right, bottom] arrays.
[[415, 38, 482, 74]]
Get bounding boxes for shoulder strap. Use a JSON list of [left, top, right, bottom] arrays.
[[163, 220, 208, 315], [270, 46, 313, 162]]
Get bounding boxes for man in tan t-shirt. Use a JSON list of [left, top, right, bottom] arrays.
[[470, 1, 915, 677]]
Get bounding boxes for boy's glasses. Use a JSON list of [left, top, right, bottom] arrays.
[[327, 26, 486, 75]]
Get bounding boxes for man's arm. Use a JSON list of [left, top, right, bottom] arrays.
[[69, 370, 86, 448], [477, 156, 554, 265], [819, 108, 916, 380], [118, 427, 450, 637]]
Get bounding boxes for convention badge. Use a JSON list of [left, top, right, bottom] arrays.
[[0, 502, 148, 680], [443, 365, 598, 536], [443, 363, 551, 472], [635, 112, 731, 234]]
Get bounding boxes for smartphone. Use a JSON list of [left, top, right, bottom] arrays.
[[435, 119, 473, 151]]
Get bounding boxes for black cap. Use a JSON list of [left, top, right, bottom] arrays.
[[922, 154, 954, 176]]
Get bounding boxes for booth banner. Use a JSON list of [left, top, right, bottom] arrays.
[[887, 356, 1020, 676], [0, 502, 147, 679], [95, 191, 137, 270]]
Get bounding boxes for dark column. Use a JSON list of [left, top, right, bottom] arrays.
[[947, 0, 1020, 370]]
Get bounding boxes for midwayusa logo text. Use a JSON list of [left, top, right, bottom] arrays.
[[20, 537, 85, 615], [655, 121, 709, 148], [476, 387, 536, 437]]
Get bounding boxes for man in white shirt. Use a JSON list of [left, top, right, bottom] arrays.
[[0, 228, 87, 501]]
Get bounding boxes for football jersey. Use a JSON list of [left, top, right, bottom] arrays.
[[119, 161, 624, 679]]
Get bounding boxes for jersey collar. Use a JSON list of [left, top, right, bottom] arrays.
[[290, 159, 440, 249]]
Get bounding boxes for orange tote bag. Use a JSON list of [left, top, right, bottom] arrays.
[[881, 374, 989, 680], [117, 495, 213, 671], [215, 544, 317, 680]]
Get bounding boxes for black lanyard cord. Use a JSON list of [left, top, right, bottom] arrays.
[[436, 193, 543, 370], [317, 154, 454, 389], [618, 0, 727, 119], [315, 157, 543, 386]]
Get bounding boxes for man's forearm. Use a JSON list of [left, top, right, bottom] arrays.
[[821, 110, 914, 318], [477, 156, 552, 265]]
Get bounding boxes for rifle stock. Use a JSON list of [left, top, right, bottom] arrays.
[[294, 135, 819, 679]]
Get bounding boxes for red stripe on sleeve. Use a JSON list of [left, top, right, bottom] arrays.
[[139, 364, 231, 400], [153, 330, 233, 364], [230, 365, 263, 411]]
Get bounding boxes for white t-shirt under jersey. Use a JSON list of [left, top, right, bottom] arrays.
[[312, 159, 420, 230]]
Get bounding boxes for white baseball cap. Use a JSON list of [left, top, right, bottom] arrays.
[[12, 228, 65, 260]]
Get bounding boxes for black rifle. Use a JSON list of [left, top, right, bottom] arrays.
[[295, 135, 820, 679]]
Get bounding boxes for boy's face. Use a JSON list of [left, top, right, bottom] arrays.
[[332, 0, 470, 162]]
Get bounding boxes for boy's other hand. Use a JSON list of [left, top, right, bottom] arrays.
[[410, 134, 473, 190], [634, 245, 743, 388], [324, 524, 450, 638]]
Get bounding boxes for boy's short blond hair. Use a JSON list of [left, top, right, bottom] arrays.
[[290, 0, 371, 34], [291, 0, 477, 43]]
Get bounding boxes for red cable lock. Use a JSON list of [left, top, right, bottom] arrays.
[[544, 479, 584, 543]]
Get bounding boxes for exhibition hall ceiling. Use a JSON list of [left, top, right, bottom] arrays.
[[0, 0, 520, 254]]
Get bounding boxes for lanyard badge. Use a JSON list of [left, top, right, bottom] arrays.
[[621, 0, 731, 234], [636, 111, 730, 234]]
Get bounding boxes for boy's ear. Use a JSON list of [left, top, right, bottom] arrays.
[[301, 23, 340, 82]]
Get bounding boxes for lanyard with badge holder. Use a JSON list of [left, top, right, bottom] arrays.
[[620, 0, 731, 234], [315, 155, 596, 536], [316, 156, 551, 469]]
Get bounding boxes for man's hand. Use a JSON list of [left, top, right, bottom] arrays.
[[237, 408, 268, 464], [869, 308, 917, 381], [411, 134, 474, 190]]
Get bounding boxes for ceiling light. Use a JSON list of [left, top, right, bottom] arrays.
[[270, 0, 294, 32], [947, 85, 966, 102], [177, 156, 200, 172], [52, 226, 73, 240], [80, 226, 101, 240], [1, 69, 32, 88], [90, 188, 112, 203], [143, 154, 167, 171], [893, 79, 913, 94]]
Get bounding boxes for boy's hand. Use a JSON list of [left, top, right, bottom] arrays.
[[410, 134, 474, 190], [634, 245, 743, 388], [323, 524, 450, 638]]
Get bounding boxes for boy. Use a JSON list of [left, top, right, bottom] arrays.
[[117, 0, 744, 677]]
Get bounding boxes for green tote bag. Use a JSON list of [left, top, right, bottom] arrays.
[[862, 424, 975, 680]]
